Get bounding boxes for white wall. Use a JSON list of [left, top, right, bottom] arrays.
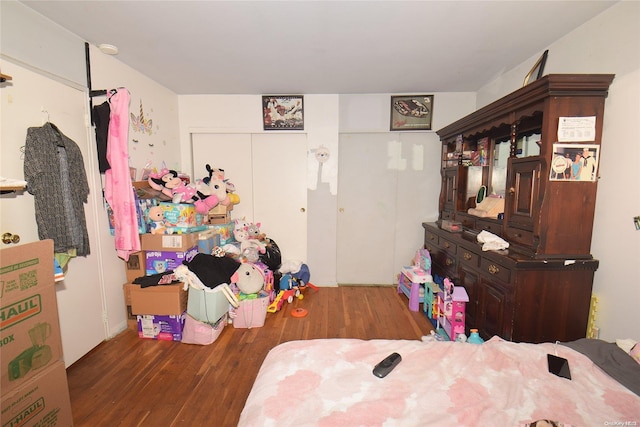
[[1, 2, 182, 341], [476, 2, 640, 342], [87, 45, 181, 335], [178, 92, 475, 286]]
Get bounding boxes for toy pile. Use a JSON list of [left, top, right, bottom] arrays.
[[120, 162, 316, 345]]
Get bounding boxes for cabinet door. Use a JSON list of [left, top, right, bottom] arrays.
[[504, 157, 542, 231], [458, 265, 479, 333], [441, 166, 468, 216], [477, 278, 514, 340]]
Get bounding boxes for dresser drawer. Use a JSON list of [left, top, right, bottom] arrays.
[[459, 247, 480, 268], [438, 236, 457, 255], [480, 258, 511, 283], [504, 226, 535, 247], [476, 219, 502, 235], [424, 229, 439, 247]]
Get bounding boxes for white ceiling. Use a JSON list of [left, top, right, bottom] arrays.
[[20, 1, 617, 95]]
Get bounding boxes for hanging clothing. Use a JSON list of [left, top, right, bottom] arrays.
[[23, 122, 90, 257], [104, 88, 140, 261], [92, 100, 111, 173]]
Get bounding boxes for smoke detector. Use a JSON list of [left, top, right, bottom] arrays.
[[98, 44, 119, 55]]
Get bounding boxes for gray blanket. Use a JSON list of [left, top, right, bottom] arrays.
[[562, 338, 640, 396]]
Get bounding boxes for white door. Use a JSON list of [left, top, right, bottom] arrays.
[[0, 60, 105, 366], [337, 132, 436, 285], [337, 133, 399, 284], [191, 133, 307, 263]]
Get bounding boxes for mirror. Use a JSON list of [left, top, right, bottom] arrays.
[[491, 138, 510, 198], [516, 133, 541, 158]]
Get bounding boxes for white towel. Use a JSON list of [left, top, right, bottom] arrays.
[[477, 230, 509, 251]]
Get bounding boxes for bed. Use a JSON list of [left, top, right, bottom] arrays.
[[238, 337, 640, 426]]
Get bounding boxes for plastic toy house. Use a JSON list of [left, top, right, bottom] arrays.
[[436, 280, 469, 341], [397, 248, 434, 312]]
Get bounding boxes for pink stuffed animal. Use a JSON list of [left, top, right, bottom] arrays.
[[148, 168, 198, 204]]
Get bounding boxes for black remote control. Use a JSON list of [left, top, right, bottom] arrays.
[[373, 352, 402, 378]]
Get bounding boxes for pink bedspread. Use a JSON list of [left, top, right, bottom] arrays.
[[239, 337, 640, 426]]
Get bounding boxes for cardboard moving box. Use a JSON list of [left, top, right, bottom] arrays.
[[0, 240, 64, 395], [0, 360, 73, 427], [124, 251, 146, 282], [141, 232, 200, 252], [126, 282, 188, 315]]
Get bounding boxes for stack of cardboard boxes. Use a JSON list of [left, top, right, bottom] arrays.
[[0, 240, 73, 426], [122, 193, 236, 342]]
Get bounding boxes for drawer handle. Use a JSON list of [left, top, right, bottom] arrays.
[[488, 264, 500, 275], [446, 258, 454, 266], [463, 252, 472, 261], [429, 234, 436, 241], [444, 242, 450, 248]]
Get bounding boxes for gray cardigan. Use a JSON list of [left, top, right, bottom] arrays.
[[23, 122, 90, 256]]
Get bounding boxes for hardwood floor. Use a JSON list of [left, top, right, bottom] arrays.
[[66, 286, 434, 426]]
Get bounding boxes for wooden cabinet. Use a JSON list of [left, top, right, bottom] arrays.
[[437, 74, 614, 258], [422, 223, 599, 343], [425, 74, 614, 343]]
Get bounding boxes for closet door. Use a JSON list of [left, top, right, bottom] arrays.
[[337, 133, 399, 284], [251, 133, 307, 262], [191, 133, 307, 262], [191, 133, 254, 222], [337, 132, 437, 285], [0, 60, 105, 366]]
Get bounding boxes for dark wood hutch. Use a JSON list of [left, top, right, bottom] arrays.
[[423, 74, 614, 343]]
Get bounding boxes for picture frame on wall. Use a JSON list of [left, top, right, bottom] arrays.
[[262, 95, 304, 130], [390, 95, 434, 131], [549, 143, 599, 182]]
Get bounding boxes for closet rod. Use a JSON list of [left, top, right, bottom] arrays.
[[90, 89, 107, 97]]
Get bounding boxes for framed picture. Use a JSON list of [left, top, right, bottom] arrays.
[[523, 49, 549, 86], [549, 143, 599, 182], [262, 95, 304, 130], [390, 95, 434, 131]]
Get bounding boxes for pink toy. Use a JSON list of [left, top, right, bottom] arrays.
[[148, 168, 199, 204]]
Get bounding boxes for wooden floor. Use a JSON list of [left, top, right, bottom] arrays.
[[66, 286, 434, 426]]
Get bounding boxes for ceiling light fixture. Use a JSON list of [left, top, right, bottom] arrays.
[[98, 44, 119, 55]]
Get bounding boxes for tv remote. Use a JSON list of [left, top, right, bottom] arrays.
[[373, 352, 402, 378]]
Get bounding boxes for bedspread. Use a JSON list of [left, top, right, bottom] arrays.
[[238, 337, 640, 427]]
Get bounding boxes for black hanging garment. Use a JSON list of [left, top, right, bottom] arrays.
[[92, 101, 111, 173]]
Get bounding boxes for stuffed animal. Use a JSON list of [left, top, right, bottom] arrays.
[[148, 168, 199, 204], [147, 206, 167, 234], [233, 218, 266, 256], [193, 164, 235, 214], [246, 222, 265, 241], [231, 263, 265, 295]]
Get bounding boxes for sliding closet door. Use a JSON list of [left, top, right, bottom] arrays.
[[191, 132, 307, 263], [337, 133, 399, 284], [337, 132, 436, 285], [251, 133, 307, 262], [191, 133, 254, 222]]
